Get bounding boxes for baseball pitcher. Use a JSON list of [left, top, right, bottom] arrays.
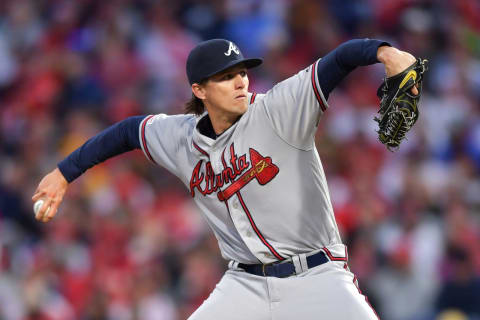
[[32, 38, 427, 319]]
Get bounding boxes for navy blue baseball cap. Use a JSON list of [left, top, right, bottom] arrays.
[[186, 39, 263, 85]]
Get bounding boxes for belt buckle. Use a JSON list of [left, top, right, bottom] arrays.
[[262, 263, 274, 276]]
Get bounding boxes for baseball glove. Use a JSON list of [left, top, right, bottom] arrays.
[[375, 58, 428, 151]]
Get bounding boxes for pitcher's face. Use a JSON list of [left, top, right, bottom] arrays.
[[196, 65, 250, 118]]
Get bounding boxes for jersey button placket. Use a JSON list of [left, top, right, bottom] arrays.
[[232, 200, 239, 209], [228, 196, 270, 263]]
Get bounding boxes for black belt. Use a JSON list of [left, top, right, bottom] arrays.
[[238, 251, 329, 278]]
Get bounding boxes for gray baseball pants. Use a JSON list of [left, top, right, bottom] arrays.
[[188, 260, 378, 320]]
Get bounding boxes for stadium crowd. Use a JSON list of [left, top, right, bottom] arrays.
[[1, 0, 480, 319]]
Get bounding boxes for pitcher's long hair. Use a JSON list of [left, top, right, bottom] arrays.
[[184, 94, 205, 115]]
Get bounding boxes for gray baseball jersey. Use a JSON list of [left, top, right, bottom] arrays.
[[139, 60, 346, 265]]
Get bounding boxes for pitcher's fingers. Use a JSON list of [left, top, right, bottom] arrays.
[[42, 212, 54, 223], [32, 191, 44, 201], [45, 200, 60, 221], [40, 204, 55, 223]]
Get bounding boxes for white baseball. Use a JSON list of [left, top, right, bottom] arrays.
[[33, 199, 50, 217]]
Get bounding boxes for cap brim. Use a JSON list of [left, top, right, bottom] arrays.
[[201, 58, 263, 82]]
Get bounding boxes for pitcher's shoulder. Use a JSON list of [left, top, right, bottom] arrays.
[[145, 113, 196, 127]]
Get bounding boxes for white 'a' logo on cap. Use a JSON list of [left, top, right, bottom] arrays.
[[224, 42, 240, 56]]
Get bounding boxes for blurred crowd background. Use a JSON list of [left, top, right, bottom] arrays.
[[1, 0, 480, 319]]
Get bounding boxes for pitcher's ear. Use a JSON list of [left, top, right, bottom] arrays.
[[192, 83, 206, 100]]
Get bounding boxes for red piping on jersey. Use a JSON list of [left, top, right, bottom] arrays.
[[250, 92, 257, 104], [193, 141, 209, 158], [236, 192, 285, 261], [311, 61, 327, 112], [322, 246, 347, 261], [141, 115, 157, 164], [221, 147, 227, 167]]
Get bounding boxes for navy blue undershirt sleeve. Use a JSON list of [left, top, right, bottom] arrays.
[[317, 39, 391, 100], [57, 115, 146, 183]]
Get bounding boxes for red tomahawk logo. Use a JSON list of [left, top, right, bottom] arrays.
[[218, 149, 279, 201]]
